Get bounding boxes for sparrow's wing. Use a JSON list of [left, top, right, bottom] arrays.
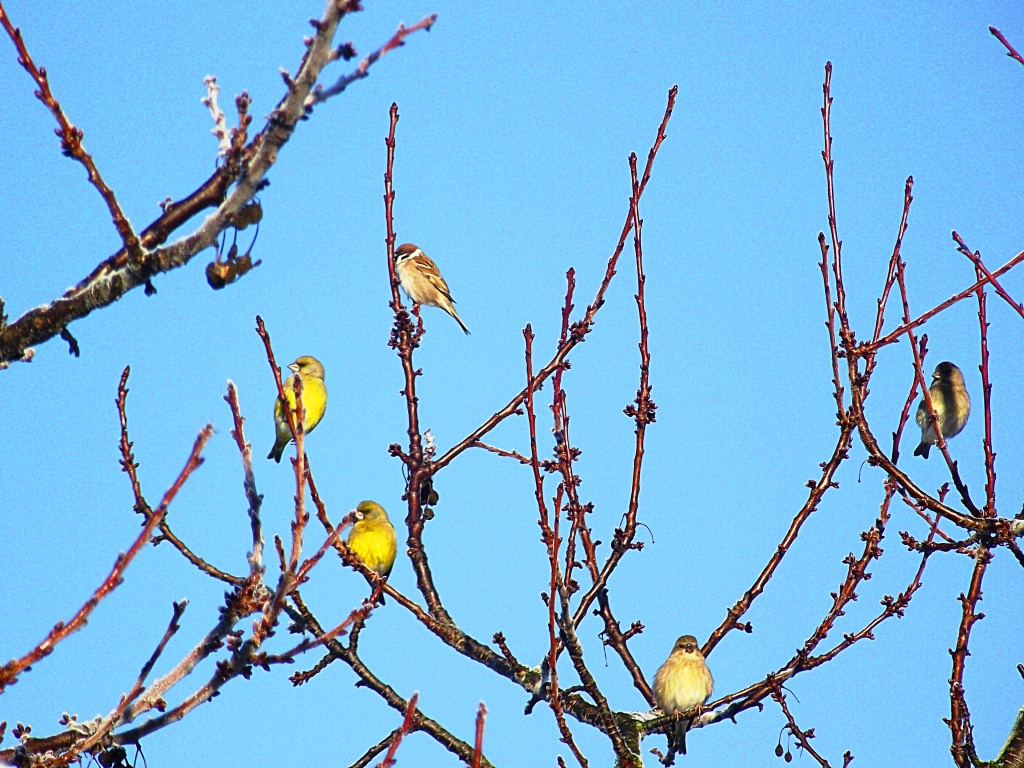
[[416, 254, 456, 302]]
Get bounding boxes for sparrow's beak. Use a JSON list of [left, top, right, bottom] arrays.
[[288, 363, 300, 373], [353, 509, 363, 520]]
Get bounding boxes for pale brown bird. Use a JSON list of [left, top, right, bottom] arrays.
[[395, 243, 470, 334], [914, 361, 971, 459], [653, 635, 714, 759]]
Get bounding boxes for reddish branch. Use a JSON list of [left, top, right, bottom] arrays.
[[862, 175, 914, 440], [472, 702, 488, 768], [771, 682, 851, 768], [953, 232, 1024, 322], [990, 26, 1024, 66], [948, 546, 992, 767], [377, 692, 419, 768], [700, 485, 936, 736], [871, 177, 914, 347], [798, 494, 891, 663], [377, 94, 676, 766], [430, 86, 678, 476], [288, 370, 309, 572], [282, 599, 493, 768], [382, 102, 452, 626], [0, 2, 141, 257], [117, 366, 147, 511], [857, 250, 1024, 355], [702, 524, 935, 732], [224, 381, 266, 576], [115, 368, 241, 585], [525, 330, 589, 768], [254, 315, 311, 576], [564, 152, 662, 642], [704, 422, 853, 656], [0, 424, 211, 693], [313, 15, 438, 103], [551, 268, 597, 592], [955, 238, 998, 516], [0, 0, 434, 368], [890, 337, 927, 463], [582, 156, 657, 706], [812, 63, 1006, 533], [55, 601, 189, 765]]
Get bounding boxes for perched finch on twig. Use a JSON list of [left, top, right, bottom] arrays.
[[653, 635, 714, 761], [347, 500, 397, 604], [914, 361, 970, 459], [395, 243, 470, 334], [268, 356, 328, 462]]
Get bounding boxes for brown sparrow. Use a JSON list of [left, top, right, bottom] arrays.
[[394, 243, 470, 334]]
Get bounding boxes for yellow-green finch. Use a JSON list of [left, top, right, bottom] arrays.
[[914, 361, 970, 459], [395, 243, 470, 334], [347, 500, 397, 603], [653, 635, 714, 758], [268, 356, 328, 463]]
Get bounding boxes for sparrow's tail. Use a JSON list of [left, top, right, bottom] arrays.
[[449, 307, 471, 335]]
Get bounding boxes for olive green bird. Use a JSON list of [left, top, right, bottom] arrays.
[[653, 634, 714, 761], [268, 356, 328, 462], [347, 500, 397, 604], [914, 361, 971, 459]]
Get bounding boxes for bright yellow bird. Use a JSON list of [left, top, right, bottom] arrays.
[[653, 634, 714, 759], [347, 500, 397, 603], [267, 356, 328, 463]]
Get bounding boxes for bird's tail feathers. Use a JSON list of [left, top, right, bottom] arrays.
[[443, 302, 470, 334], [662, 718, 690, 764]]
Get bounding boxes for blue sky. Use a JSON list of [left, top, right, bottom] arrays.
[[2, 1, 1023, 765]]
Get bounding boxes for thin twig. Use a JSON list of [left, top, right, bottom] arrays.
[[431, 86, 678, 476], [990, 26, 1024, 66], [225, 381, 265, 576], [948, 546, 992, 767], [313, 15, 437, 104], [377, 692, 419, 768], [58, 601, 189, 763], [0, 2, 141, 256], [0, 424, 211, 692], [472, 702, 488, 768], [858, 249, 1024, 354], [770, 682, 840, 768]]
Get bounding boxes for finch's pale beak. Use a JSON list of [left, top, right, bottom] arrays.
[[288, 363, 300, 373]]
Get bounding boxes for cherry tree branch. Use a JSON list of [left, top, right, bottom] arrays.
[[0, 0, 435, 367], [0, 423, 211, 692]]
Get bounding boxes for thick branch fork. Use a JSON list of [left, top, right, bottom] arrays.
[[0, 1, 435, 368]]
